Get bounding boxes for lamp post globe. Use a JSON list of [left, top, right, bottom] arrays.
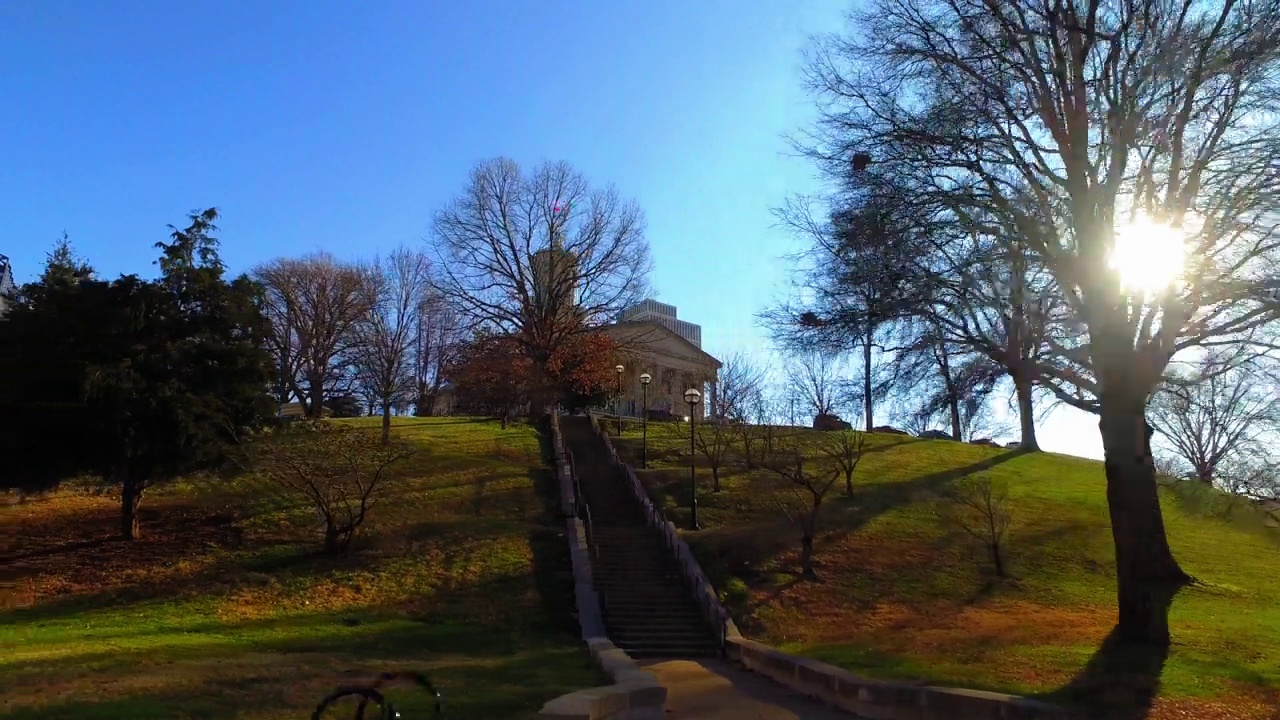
[[684, 387, 702, 530], [614, 365, 625, 436], [639, 373, 652, 469]]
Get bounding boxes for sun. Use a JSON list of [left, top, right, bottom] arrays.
[[1110, 213, 1187, 297]]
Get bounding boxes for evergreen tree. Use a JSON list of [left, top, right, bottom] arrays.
[[0, 210, 274, 538]]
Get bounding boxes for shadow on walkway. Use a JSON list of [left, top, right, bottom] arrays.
[[642, 658, 862, 719]]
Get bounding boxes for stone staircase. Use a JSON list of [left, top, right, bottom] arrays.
[[561, 415, 721, 658]]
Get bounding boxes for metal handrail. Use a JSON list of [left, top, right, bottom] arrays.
[[566, 449, 597, 566]]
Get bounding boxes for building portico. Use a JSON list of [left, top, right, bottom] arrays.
[[603, 320, 721, 419]]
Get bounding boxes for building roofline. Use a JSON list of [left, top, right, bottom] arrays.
[[604, 320, 722, 369]]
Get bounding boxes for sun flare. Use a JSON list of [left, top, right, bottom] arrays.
[[1110, 214, 1187, 297]]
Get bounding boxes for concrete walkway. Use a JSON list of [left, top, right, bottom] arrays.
[[641, 659, 864, 719]]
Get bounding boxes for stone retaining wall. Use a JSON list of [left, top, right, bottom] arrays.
[[725, 637, 1070, 720], [536, 416, 667, 720]]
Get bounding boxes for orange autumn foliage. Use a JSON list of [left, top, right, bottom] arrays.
[[448, 331, 619, 415]]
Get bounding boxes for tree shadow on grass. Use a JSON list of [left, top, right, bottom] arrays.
[[0, 541, 342, 627], [1, 615, 597, 720], [1035, 583, 1185, 720], [829, 450, 1026, 535]]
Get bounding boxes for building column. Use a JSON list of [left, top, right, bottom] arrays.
[[709, 379, 719, 419]]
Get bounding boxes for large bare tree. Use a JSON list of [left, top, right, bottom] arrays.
[[713, 352, 769, 421], [803, 0, 1280, 642], [784, 351, 844, 423], [254, 253, 371, 419], [429, 158, 651, 408], [1149, 353, 1280, 486], [772, 175, 1050, 447], [354, 247, 433, 444], [412, 291, 464, 416]]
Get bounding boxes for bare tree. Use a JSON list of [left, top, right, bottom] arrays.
[[413, 291, 463, 416], [897, 408, 935, 437], [1218, 459, 1280, 501], [251, 422, 414, 553], [714, 354, 769, 469], [254, 253, 371, 419], [890, 322, 1006, 441], [818, 429, 868, 497], [764, 443, 841, 579], [354, 247, 433, 444], [741, 389, 788, 467], [429, 158, 651, 409], [694, 418, 733, 492], [935, 477, 1013, 578], [785, 351, 844, 423], [1150, 354, 1280, 486], [801, 0, 1280, 642], [714, 352, 768, 421]]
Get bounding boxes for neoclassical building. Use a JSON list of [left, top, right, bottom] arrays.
[[602, 300, 721, 419]]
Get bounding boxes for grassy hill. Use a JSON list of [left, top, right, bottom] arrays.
[[609, 419, 1280, 719], [2, 417, 603, 720]]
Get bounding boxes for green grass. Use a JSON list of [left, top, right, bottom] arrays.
[[609, 420, 1280, 717], [2, 417, 604, 720]]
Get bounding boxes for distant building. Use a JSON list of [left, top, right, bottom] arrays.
[[615, 299, 702, 348], [0, 255, 15, 316], [603, 300, 720, 419], [279, 401, 333, 419]]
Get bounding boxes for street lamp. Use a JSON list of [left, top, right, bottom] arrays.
[[615, 364, 625, 436], [684, 387, 702, 530], [639, 372, 651, 469]]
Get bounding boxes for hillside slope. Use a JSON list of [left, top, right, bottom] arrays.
[[610, 421, 1280, 719], [2, 417, 601, 720]]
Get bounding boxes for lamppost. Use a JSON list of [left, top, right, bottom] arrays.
[[639, 372, 651, 469], [615, 364, 625, 436], [684, 387, 701, 530]]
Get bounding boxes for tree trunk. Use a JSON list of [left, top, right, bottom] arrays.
[[120, 478, 142, 540], [1099, 406, 1191, 645], [863, 333, 874, 431], [1014, 373, 1040, 452], [324, 524, 343, 554], [381, 401, 392, 445], [799, 533, 816, 579], [948, 393, 962, 440], [991, 542, 1005, 578], [307, 376, 325, 419], [712, 466, 722, 492], [938, 344, 961, 439], [845, 469, 854, 498]]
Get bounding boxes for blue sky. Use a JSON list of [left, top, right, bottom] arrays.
[[0, 0, 1103, 458]]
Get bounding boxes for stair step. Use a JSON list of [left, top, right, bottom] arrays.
[[605, 611, 705, 620], [601, 599, 694, 607], [562, 416, 721, 655], [606, 625, 716, 635], [613, 645, 721, 658], [597, 584, 690, 593]]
